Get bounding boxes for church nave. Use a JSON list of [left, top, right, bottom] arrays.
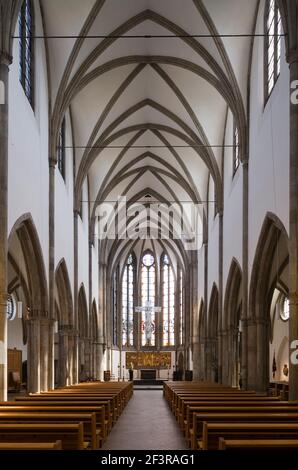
[[102, 390, 187, 450]]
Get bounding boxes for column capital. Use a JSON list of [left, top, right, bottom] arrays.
[[288, 49, 298, 65], [0, 52, 12, 67], [49, 158, 56, 169], [242, 158, 249, 169], [26, 308, 49, 321]]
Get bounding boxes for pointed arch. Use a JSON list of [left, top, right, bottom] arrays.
[[8, 213, 48, 312], [249, 212, 289, 322], [223, 258, 242, 331], [248, 212, 289, 391], [208, 283, 219, 339], [55, 258, 73, 326], [78, 284, 88, 337]]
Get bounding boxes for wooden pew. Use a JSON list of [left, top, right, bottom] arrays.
[[201, 422, 298, 450], [31, 392, 120, 420], [191, 411, 298, 449], [0, 423, 85, 450], [171, 391, 257, 414], [185, 402, 294, 440], [12, 398, 113, 432], [0, 412, 99, 449], [218, 437, 298, 450], [178, 396, 281, 428], [0, 405, 106, 441], [0, 441, 62, 450]]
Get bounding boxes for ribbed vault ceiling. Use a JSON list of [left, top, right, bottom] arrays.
[[41, 0, 258, 268]]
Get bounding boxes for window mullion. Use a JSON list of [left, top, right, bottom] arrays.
[[274, 1, 278, 82], [168, 267, 170, 345]]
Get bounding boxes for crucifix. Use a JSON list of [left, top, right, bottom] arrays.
[[135, 300, 161, 345]]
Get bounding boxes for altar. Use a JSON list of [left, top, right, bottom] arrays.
[[140, 369, 156, 380], [126, 351, 171, 369]]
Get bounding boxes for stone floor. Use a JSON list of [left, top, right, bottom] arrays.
[[102, 390, 187, 450]]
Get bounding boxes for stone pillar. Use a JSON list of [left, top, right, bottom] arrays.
[[246, 319, 257, 390], [48, 320, 55, 389], [48, 161, 56, 390], [0, 56, 10, 401], [289, 58, 298, 400], [203, 241, 208, 380], [40, 317, 50, 391], [67, 331, 74, 385], [73, 212, 79, 383], [255, 318, 269, 392], [58, 325, 69, 387], [192, 340, 200, 380], [221, 329, 229, 385], [96, 343, 104, 380], [218, 212, 223, 384], [84, 337, 91, 378], [27, 315, 41, 393], [241, 160, 249, 390]]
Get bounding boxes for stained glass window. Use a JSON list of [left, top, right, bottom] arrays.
[[112, 267, 119, 346], [141, 252, 156, 346], [265, 0, 281, 100], [280, 296, 289, 321], [179, 268, 184, 345], [7, 295, 16, 321], [233, 121, 240, 175], [122, 253, 135, 347], [162, 254, 175, 346], [19, 0, 34, 108], [57, 118, 66, 180]]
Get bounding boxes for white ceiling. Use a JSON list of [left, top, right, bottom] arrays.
[[41, 0, 259, 267]]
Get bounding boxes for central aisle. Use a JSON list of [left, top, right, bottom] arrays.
[[102, 389, 187, 450]]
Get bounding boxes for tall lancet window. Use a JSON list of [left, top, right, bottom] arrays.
[[162, 254, 175, 346], [112, 266, 119, 346], [141, 252, 156, 346], [19, 0, 34, 107], [122, 254, 135, 347], [179, 268, 184, 345], [265, 0, 281, 100], [57, 117, 66, 180]]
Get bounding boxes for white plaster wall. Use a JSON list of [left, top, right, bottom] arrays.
[[111, 349, 120, 379], [269, 315, 289, 382], [223, 110, 243, 293], [248, 3, 290, 285], [77, 178, 90, 303], [207, 212, 219, 302], [55, 110, 75, 295], [91, 243, 99, 310], [8, 1, 49, 285], [197, 245, 205, 303]]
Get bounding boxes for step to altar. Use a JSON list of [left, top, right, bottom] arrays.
[[133, 379, 166, 386]]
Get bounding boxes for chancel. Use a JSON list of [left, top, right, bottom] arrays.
[[1, 0, 298, 453]]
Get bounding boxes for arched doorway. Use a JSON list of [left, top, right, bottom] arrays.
[[207, 284, 219, 382], [249, 213, 289, 391], [223, 259, 242, 387], [8, 214, 49, 393], [78, 285, 89, 381], [55, 259, 73, 387], [91, 300, 99, 380]]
